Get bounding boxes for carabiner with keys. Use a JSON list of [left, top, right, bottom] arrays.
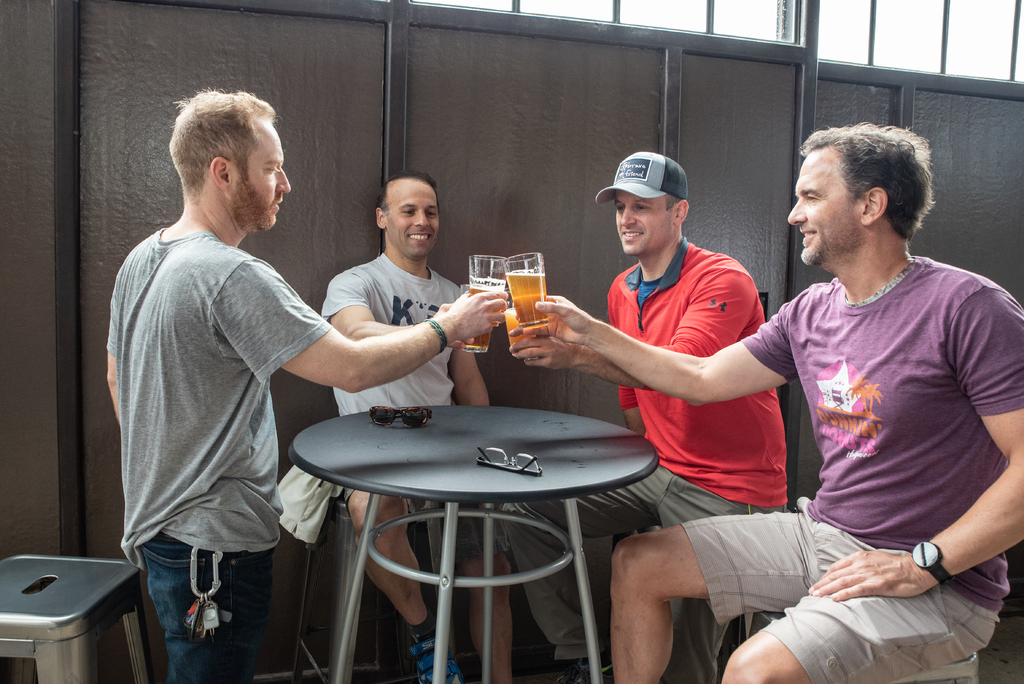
[[190, 546, 223, 599]]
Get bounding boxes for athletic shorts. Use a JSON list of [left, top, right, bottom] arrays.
[[343, 488, 510, 563], [682, 498, 998, 684]]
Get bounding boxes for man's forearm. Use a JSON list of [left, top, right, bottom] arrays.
[[107, 352, 120, 424], [582, 320, 707, 400], [931, 456, 1024, 576], [582, 319, 785, 405], [285, 320, 444, 392], [570, 343, 644, 389], [338, 319, 404, 341]]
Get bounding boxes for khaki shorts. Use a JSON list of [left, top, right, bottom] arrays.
[[343, 488, 510, 563], [682, 498, 998, 684]]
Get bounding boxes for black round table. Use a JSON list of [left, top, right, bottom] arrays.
[[289, 405, 657, 684]]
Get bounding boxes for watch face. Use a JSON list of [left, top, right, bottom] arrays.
[[914, 542, 939, 567]]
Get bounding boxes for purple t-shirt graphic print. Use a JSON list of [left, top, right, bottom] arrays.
[[815, 359, 883, 459], [744, 258, 1024, 612]]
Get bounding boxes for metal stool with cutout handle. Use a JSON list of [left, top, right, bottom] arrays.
[[0, 554, 154, 684]]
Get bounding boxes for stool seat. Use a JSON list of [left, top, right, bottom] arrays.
[[0, 555, 139, 641], [0, 554, 153, 684], [891, 652, 979, 683]]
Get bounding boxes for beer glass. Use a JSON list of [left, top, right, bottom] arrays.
[[505, 290, 527, 346], [464, 255, 506, 352], [505, 252, 547, 328]]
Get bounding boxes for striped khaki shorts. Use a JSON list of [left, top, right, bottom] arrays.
[[682, 498, 998, 684]]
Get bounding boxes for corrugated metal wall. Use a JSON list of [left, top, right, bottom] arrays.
[[0, 0, 61, 558]]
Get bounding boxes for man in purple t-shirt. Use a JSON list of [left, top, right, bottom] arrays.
[[526, 123, 1024, 684]]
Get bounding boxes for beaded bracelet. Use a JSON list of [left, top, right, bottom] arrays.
[[425, 318, 447, 354]]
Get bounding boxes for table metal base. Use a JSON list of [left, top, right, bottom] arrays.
[[330, 495, 603, 684]]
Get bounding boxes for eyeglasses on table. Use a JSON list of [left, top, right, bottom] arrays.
[[476, 446, 543, 476]]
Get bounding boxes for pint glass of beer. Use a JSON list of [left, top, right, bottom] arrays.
[[464, 255, 506, 352], [506, 252, 547, 328], [505, 292, 528, 346]]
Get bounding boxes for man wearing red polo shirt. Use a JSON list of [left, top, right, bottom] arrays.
[[506, 152, 787, 684]]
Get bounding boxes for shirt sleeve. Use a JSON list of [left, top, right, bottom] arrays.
[[742, 298, 799, 383], [665, 266, 762, 358], [619, 386, 639, 411], [211, 260, 332, 383], [948, 285, 1024, 416], [322, 269, 372, 320], [107, 278, 122, 357]]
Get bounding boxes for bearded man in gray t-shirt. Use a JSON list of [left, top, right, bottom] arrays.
[[106, 92, 504, 684]]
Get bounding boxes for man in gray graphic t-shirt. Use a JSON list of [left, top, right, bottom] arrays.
[[320, 171, 514, 684]]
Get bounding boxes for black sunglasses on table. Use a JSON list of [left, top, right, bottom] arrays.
[[368, 406, 433, 428]]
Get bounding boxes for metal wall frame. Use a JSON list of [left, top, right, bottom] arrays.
[[53, 0, 1024, 544], [54, 0, 83, 556]]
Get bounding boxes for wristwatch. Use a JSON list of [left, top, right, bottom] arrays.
[[912, 541, 954, 585]]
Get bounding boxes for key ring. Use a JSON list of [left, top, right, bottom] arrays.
[[476, 447, 543, 476], [190, 547, 224, 599]]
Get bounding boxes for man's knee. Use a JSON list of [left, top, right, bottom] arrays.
[[611, 533, 661, 591], [721, 633, 810, 684], [348, 493, 409, 534], [611, 526, 708, 601]]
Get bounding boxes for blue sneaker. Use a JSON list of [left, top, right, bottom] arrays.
[[408, 636, 465, 684], [556, 658, 613, 683]]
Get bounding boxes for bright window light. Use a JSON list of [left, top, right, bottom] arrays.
[[519, 0, 613, 21], [874, 0, 943, 72], [818, 0, 870, 64], [946, 0, 1015, 79], [1018, 20, 1024, 81], [413, 0, 512, 7], [620, 0, 707, 33], [714, 0, 783, 41]]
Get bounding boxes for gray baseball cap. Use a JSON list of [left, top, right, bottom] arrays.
[[595, 152, 688, 204]]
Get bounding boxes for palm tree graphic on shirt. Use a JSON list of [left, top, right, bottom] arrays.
[[815, 360, 883, 458]]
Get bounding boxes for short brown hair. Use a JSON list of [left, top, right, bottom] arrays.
[[801, 123, 934, 241], [169, 90, 276, 201]]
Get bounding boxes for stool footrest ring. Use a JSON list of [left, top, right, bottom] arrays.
[[366, 508, 572, 588]]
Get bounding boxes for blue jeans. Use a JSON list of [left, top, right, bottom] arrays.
[[141, 534, 274, 684]]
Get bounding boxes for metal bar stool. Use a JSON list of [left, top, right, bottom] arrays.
[[0, 554, 154, 684], [291, 498, 412, 684]]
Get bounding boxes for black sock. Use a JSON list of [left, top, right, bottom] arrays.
[[408, 611, 436, 642]]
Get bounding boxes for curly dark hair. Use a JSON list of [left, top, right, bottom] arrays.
[[800, 123, 935, 241]]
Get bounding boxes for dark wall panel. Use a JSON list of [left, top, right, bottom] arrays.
[[406, 28, 663, 427], [816, 80, 894, 131], [680, 55, 796, 316], [79, 0, 384, 677], [0, 0, 60, 559], [913, 91, 1024, 302]]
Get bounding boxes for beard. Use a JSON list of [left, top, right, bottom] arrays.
[[230, 176, 281, 233], [801, 226, 862, 271]]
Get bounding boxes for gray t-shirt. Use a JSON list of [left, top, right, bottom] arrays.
[[107, 230, 331, 567], [322, 253, 460, 416]]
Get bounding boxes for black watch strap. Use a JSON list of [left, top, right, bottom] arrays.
[[912, 541, 954, 584]]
